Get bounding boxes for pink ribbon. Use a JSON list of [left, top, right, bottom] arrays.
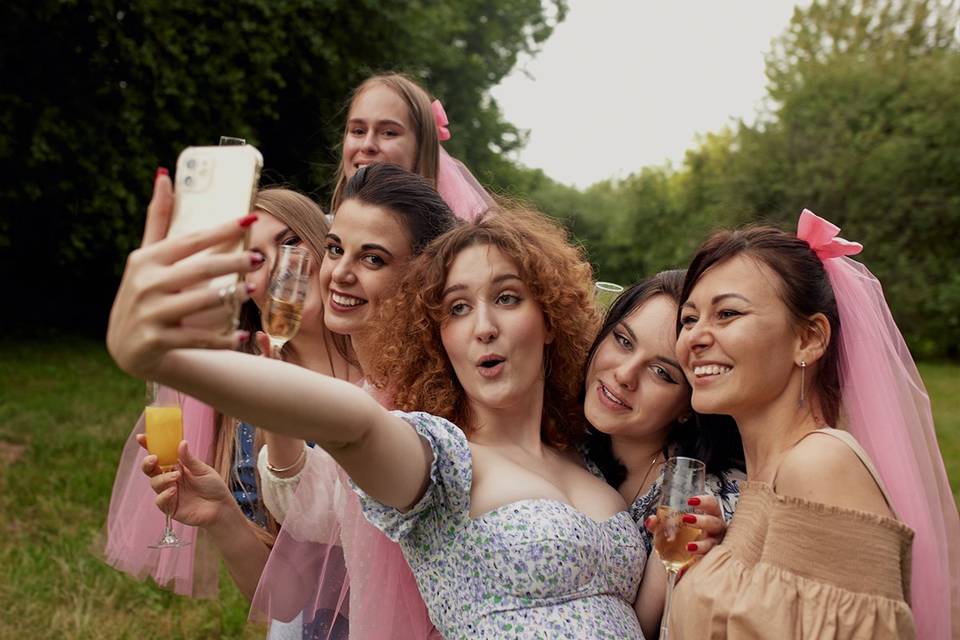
[[796, 208, 863, 260], [431, 99, 451, 142]]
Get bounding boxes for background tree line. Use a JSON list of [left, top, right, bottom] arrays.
[[509, 0, 960, 359], [2, 0, 957, 358]]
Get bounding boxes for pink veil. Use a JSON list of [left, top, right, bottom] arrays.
[[250, 383, 438, 639], [798, 209, 960, 639], [98, 389, 220, 598], [431, 99, 494, 223]]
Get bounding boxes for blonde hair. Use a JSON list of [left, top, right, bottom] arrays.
[[330, 73, 440, 212], [214, 187, 336, 546]]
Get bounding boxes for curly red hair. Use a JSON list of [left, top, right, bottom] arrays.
[[368, 206, 601, 449]]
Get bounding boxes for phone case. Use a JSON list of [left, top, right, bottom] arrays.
[[169, 144, 263, 331]]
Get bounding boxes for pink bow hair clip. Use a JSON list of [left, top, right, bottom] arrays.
[[431, 99, 451, 142], [796, 209, 863, 260]]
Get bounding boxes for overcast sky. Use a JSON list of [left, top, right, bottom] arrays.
[[490, 0, 810, 188]]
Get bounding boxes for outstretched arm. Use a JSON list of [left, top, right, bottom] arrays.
[[153, 349, 432, 510]]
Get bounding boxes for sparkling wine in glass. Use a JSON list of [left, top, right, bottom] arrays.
[[144, 381, 189, 549], [263, 245, 312, 358], [594, 281, 624, 311], [655, 456, 705, 639]]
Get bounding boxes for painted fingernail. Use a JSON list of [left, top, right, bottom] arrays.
[[238, 214, 258, 228], [688, 496, 701, 506], [250, 252, 264, 266], [687, 542, 698, 552], [682, 514, 697, 524], [237, 330, 251, 343], [154, 167, 169, 181], [644, 517, 654, 530], [245, 282, 257, 294]]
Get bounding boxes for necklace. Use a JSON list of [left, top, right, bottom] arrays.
[[629, 452, 664, 506]]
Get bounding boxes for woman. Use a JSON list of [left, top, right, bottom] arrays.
[[330, 72, 491, 221], [250, 163, 458, 639], [107, 206, 650, 637], [582, 271, 744, 638], [100, 184, 353, 598], [665, 210, 959, 638]]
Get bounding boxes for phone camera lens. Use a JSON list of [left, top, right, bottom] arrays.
[[184, 175, 194, 186], [186, 158, 196, 170]]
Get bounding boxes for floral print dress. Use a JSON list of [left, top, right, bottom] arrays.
[[353, 412, 646, 640]]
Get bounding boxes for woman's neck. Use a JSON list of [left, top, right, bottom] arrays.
[[735, 391, 822, 483], [467, 379, 548, 455], [611, 429, 669, 476], [286, 326, 354, 381]]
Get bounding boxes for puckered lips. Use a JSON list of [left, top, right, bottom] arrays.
[[328, 288, 368, 313], [690, 361, 733, 386], [596, 380, 632, 412], [476, 353, 506, 379]]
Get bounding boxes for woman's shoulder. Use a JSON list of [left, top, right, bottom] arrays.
[[775, 429, 893, 518]]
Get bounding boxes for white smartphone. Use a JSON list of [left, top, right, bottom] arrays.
[[169, 144, 263, 331]]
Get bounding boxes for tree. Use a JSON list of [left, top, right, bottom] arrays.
[[0, 0, 567, 332]]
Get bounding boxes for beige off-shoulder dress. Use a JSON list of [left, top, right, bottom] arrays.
[[668, 428, 915, 639]]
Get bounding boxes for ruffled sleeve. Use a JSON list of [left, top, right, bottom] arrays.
[[351, 411, 472, 544]]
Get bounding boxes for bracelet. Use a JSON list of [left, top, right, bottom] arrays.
[[266, 446, 307, 474]]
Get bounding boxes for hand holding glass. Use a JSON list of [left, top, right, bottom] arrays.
[[263, 245, 312, 358], [144, 382, 189, 549], [655, 456, 705, 639]]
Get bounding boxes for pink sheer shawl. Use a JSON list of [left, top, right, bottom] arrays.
[[437, 147, 492, 223], [250, 382, 439, 639], [99, 389, 220, 597], [799, 209, 960, 638]]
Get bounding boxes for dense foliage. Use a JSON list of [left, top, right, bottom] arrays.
[[0, 0, 566, 330]]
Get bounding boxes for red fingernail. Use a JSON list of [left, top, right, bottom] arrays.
[[238, 214, 258, 228], [688, 497, 701, 506], [250, 252, 264, 266], [687, 542, 698, 552], [245, 282, 257, 293], [154, 167, 169, 181], [644, 517, 653, 530], [237, 331, 251, 343], [682, 514, 697, 524]]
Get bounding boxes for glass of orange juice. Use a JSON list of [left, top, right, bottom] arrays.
[[145, 382, 190, 549]]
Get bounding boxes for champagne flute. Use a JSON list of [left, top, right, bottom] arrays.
[[144, 381, 189, 549], [594, 281, 624, 311], [655, 456, 705, 639], [263, 245, 312, 358]]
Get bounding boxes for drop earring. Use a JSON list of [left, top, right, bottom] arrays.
[[798, 360, 807, 408]]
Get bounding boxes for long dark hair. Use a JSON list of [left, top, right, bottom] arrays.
[[680, 225, 841, 427], [585, 270, 744, 486]]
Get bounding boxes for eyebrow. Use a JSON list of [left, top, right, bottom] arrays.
[[347, 117, 405, 128], [324, 234, 394, 258], [681, 292, 752, 309], [441, 273, 522, 299], [617, 321, 683, 371]]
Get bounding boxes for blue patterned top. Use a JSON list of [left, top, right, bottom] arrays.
[[233, 421, 266, 527], [353, 412, 645, 639]]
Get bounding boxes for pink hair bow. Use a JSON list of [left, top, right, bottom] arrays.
[[796, 209, 863, 260], [431, 99, 451, 142]]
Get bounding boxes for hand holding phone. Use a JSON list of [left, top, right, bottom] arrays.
[[168, 145, 263, 332]]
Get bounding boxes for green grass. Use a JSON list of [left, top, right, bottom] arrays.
[[0, 338, 957, 639], [0, 337, 263, 640]]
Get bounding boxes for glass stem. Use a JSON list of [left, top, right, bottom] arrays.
[[660, 569, 678, 640]]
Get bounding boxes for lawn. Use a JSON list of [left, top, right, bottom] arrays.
[[0, 337, 957, 639]]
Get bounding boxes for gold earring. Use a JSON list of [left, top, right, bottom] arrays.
[[799, 360, 807, 408]]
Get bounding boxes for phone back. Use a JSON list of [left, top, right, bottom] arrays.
[[170, 145, 263, 328]]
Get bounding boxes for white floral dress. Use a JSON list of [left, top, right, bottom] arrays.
[[353, 412, 646, 640]]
